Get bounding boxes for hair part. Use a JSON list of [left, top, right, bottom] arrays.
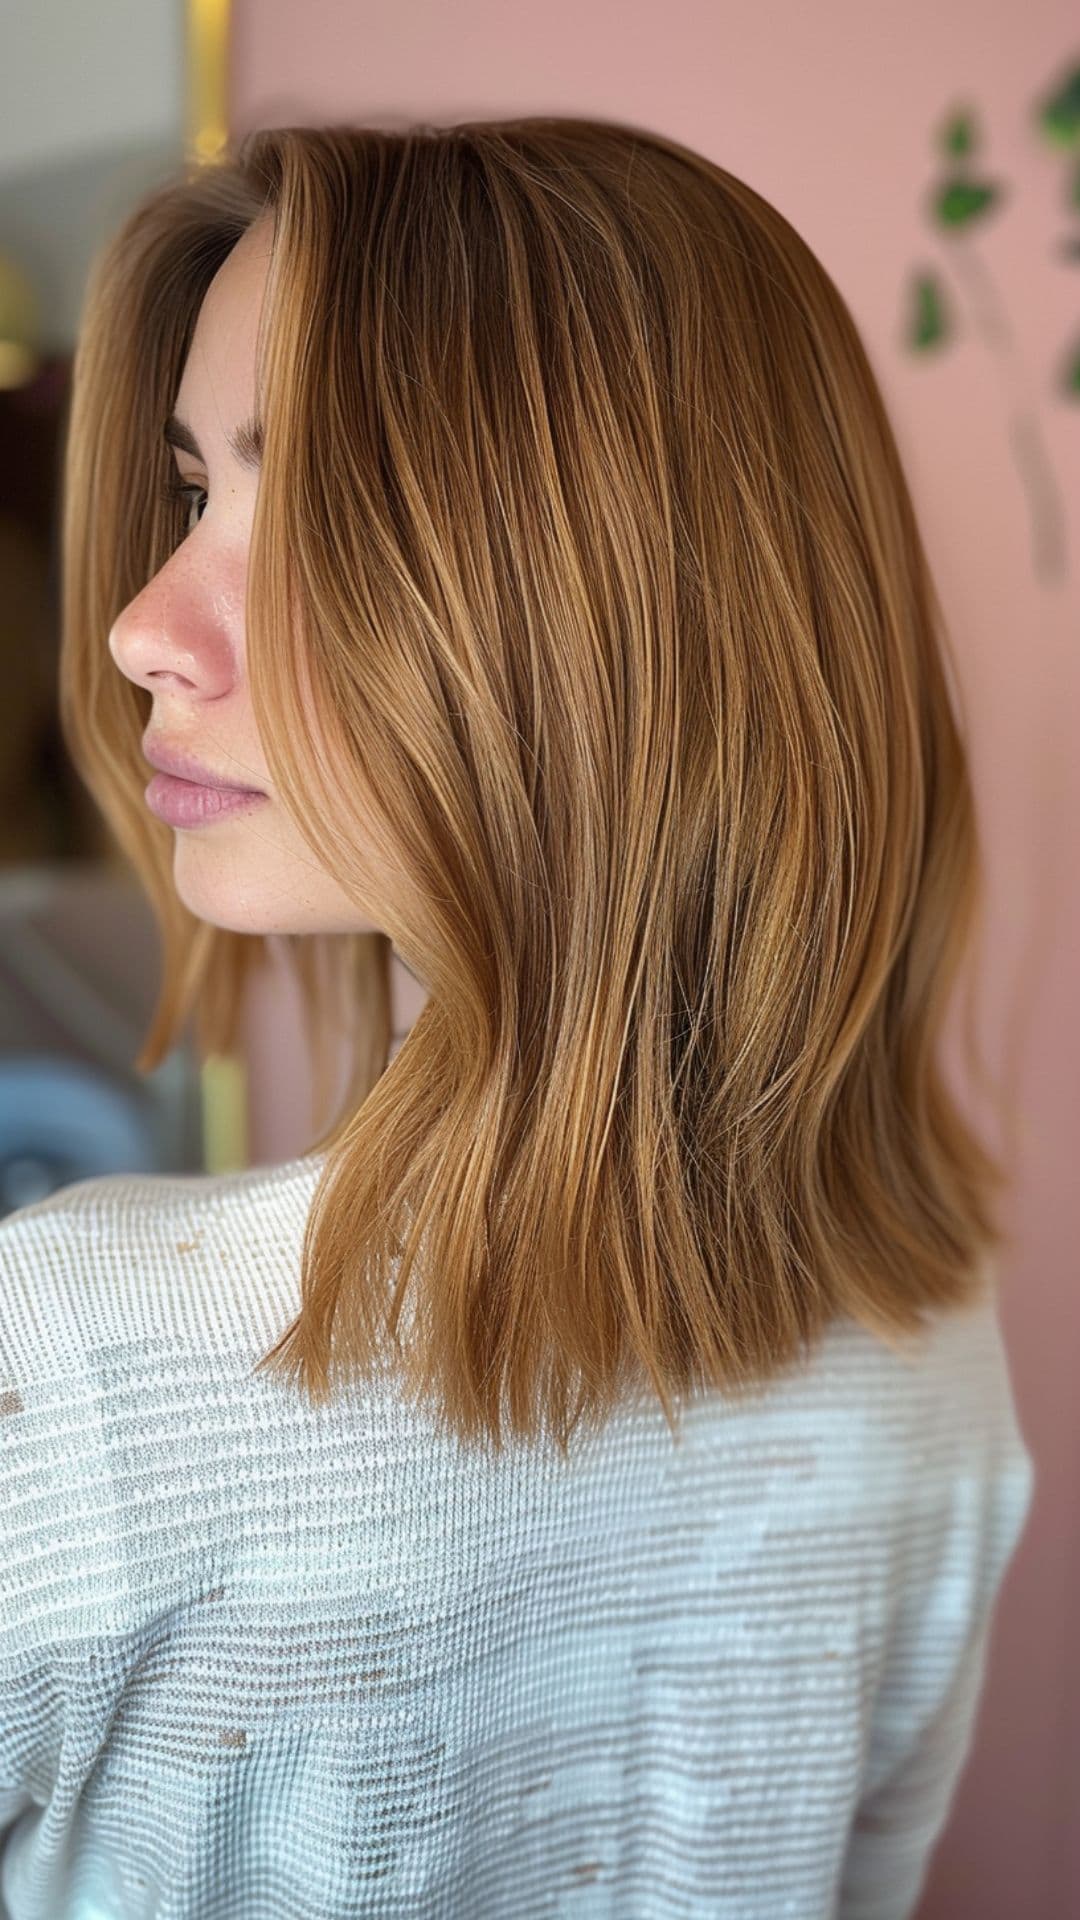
[[59, 114, 1012, 1456]]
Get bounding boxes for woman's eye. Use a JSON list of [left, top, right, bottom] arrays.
[[159, 477, 207, 537]]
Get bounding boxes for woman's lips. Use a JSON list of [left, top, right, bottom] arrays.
[[144, 771, 269, 829]]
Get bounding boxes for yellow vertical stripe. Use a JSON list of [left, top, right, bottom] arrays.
[[186, 0, 232, 166], [185, 2, 247, 1169], [201, 1053, 248, 1174]]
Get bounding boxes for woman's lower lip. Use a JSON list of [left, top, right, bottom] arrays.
[[144, 771, 269, 828]]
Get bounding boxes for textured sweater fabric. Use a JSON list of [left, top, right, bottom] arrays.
[[0, 1150, 1034, 1920]]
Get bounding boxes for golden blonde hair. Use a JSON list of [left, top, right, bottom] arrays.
[[60, 115, 1010, 1456]]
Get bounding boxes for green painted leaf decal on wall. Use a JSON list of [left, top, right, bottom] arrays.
[[1035, 64, 1080, 148], [941, 110, 977, 158], [905, 271, 950, 351], [900, 57, 1079, 579], [932, 177, 1002, 227]]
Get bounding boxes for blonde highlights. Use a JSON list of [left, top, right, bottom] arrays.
[[60, 115, 1010, 1455]]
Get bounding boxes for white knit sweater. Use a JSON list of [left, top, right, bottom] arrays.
[[0, 1151, 1034, 1918]]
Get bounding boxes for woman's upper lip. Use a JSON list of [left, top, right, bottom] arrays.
[[142, 737, 265, 793]]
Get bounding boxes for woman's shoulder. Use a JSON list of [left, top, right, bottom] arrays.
[[665, 1269, 1033, 1538], [802, 1275, 1031, 1485], [0, 1153, 325, 1386], [0, 1149, 325, 1233]]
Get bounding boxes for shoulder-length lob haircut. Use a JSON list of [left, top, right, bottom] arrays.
[[60, 114, 1011, 1455]]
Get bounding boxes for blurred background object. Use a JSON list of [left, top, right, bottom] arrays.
[[0, 865, 203, 1211], [0, 0, 209, 1210]]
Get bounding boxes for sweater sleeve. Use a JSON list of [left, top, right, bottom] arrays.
[[836, 1608, 996, 1917], [0, 1782, 35, 1859], [0, 1212, 77, 1871], [835, 1355, 1035, 1920], [0, 1454, 54, 1869]]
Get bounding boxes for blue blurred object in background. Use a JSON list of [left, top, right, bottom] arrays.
[[0, 863, 204, 1218], [0, 1053, 157, 1211]]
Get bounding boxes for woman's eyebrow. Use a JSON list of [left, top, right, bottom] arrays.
[[163, 411, 263, 471]]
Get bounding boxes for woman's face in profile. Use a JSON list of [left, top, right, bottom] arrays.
[[108, 212, 381, 943]]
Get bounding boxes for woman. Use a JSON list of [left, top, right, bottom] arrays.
[[0, 116, 1033, 1917]]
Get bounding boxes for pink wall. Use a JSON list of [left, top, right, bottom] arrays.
[[230, 5, 1079, 1912]]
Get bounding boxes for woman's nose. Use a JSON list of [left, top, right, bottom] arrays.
[[108, 569, 238, 697]]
